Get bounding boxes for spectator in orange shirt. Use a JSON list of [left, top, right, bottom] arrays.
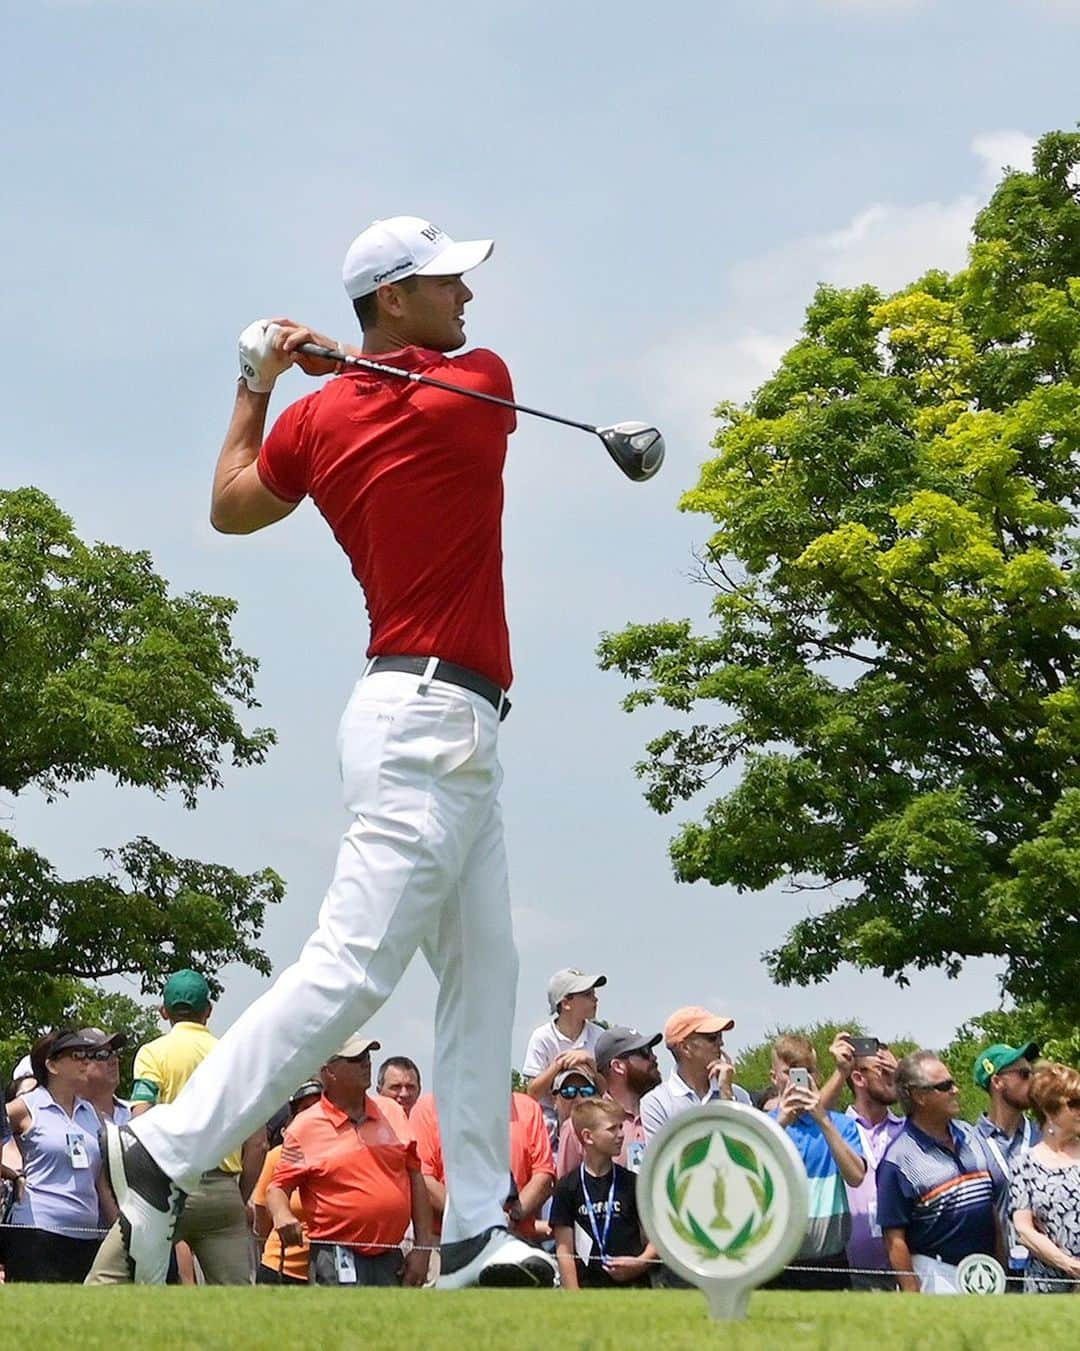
[[266, 1035, 432, 1287], [252, 1079, 324, 1286], [411, 1092, 557, 1244]]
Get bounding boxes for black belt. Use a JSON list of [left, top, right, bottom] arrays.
[[367, 655, 510, 721]]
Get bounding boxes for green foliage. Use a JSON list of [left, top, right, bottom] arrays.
[[0, 984, 161, 1088], [0, 488, 282, 1060], [599, 128, 1080, 1011]]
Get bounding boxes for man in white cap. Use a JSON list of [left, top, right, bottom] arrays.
[[101, 215, 555, 1290], [523, 969, 607, 1132]]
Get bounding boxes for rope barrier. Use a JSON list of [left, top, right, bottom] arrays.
[[0, 1218, 1073, 1285]]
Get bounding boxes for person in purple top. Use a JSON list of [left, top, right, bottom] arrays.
[[4, 1029, 118, 1282], [842, 1044, 904, 1289]]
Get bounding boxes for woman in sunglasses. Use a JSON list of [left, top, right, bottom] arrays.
[[4, 1029, 118, 1281], [1010, 1062, 1080, 1293]]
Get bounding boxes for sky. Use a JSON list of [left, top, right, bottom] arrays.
[[4, 0, 1079, 1084]]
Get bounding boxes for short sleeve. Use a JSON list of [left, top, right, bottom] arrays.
[[1009, 1155, 1033, 1217], [549, 1174, 579, 1230], [252, 1145, 281, 1207], [521, 1028, 552, 1080], [410, 1096, 444, 1182], [520, 1096, 555, 1176], [258, 395, 315, 503], [837, 1112, 865, 1156], [876, 1157, 916, 1231], [270, 1123, 309, 1195], [640, 1089, 668, 1140], [131, 1043, 162, 1102]]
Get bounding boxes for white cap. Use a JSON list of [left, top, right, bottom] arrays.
[[342, 215, 494, 300]]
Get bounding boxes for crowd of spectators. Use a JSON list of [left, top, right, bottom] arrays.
[[1, 962, 1077, 1295]]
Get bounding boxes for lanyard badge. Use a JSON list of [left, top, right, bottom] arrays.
[[580, 1166, 616, 1263]]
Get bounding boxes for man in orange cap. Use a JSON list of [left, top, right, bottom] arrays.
[[640, 1006, 751, 1141]]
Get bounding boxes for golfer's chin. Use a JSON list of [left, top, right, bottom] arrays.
[[428, 321, 467, 354]]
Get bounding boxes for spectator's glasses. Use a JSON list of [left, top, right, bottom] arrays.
[[334, 1053, 371, 1065], [625, 1048, 657, 1060], [919, 1078, 957, 1093], [1002, 1067, 1032, 1079], [556, 1084, 598, 1100], [1066, 1097, 1080, 1112], [71, 1048, 118, 1062]]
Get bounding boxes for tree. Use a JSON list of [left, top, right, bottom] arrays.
[[733, 1020, 917, 1109], [0, 487, 283, 1063], [599, 129, 1080, 1014]]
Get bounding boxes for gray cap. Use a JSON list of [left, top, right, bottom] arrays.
[[595, 1026, 662, 1074], [547, 968, 607, 1013]]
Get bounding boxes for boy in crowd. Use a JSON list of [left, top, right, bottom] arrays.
[[523, 970, 606, 1134], [551, 1099, 656, 1290]]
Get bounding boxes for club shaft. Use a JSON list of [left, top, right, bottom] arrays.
[[296, 343, 597, 435]]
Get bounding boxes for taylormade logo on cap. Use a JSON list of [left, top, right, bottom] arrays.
[[342, 215, 495, 300]]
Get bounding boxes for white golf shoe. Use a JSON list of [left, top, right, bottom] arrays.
[[436, 1226, 558, 1290], [101, 1122, 186, 1284]]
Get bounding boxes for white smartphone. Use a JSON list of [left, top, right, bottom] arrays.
[[789, 1067, 812, 1091]]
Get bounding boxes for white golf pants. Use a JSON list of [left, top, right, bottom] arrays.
[[133, 668, 517, 1244]]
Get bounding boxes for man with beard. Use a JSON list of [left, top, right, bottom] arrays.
[[842, 1044, 904, 1289], [972, 1040, 1041, 1287], [556, 1027, 661, 1176]]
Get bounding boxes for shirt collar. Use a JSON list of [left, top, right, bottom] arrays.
[[906, 1117, 966, 1152], [849, 1107, 904, 1129], [976, 1112, 1024, 1144], [319, 1092, 376, 1129]]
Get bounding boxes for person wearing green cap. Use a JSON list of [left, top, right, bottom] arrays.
[[86, 970, 266, 1285], [973, 1040, 1041, 1285]]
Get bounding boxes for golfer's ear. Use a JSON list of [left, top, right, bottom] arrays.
[[377, 283, 406, 319]]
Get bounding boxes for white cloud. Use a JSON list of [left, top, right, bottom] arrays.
[[643, 129, 1034, 448]]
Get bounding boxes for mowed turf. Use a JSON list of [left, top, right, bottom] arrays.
[[5, 1287, 1080, 1350]]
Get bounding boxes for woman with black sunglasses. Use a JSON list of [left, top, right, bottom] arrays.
[[4, 1029, 118, 1281]]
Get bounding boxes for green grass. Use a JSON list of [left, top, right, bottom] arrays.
[[4, 1287, 1080, 1350]]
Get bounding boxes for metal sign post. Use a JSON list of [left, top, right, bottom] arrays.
[[637, 1102, 810, 1321]]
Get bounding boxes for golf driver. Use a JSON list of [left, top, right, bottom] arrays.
[[295, 343, 665, 482]]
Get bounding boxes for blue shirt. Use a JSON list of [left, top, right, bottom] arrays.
[[769, 1109, 863, 1259], [9, 1086, 103, 1238], [877, 1119, 1003, 1265]]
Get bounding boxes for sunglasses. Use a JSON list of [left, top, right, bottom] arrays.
[[918, 1078, 957, 1093], [556, 1084, 598, 1100], [333, 1053, 371, 1065], [1002, 1067, 1032, 1080], [71, 1048, 118, 1062]]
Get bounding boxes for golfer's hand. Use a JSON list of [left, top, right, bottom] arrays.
[[238, 319, 294, 392], [402, 1247, 429, 1287], [707, 1053, 736, 1097], [274, 1218, 304, 1250], [270, 317, 347, 377], [830, 1032, 855, 1079]]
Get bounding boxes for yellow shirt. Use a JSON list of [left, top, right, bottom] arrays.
[[132, 1021, 242, 1174]]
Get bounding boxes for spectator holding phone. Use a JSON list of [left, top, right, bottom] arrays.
[[766, 1034, 866, 1290], [840, 1038, 903, 1289]]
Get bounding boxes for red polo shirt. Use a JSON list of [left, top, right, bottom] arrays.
[[271, 1092, 419, 1252], [258, 346, 515, 690]]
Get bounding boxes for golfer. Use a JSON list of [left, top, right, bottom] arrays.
[[104, 215, 556, 1290]]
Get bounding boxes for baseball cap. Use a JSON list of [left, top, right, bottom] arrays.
[[12, 1054, 33, 1080], [289, 1079, 324, 1104], [553, 1065, 600, 1091], [331, 1033, 381, 1060], [973, 1041, 1040, 1089], [547, 968, 607, 1013], [595, 1026, 662, 1074], [162, 969, 211, 1013], [664, 1006, 736, 1047], [78, 1027, 129, 1053], [342, 216, 494, 300]]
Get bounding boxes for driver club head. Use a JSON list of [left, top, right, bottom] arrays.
[[596, 422, 666, 482]]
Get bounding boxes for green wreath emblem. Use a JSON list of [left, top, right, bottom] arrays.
[[664, 1132, 775, 1262]]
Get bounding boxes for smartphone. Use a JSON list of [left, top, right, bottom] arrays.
[[850, 1036, 881, 1058], [788, 1067, 812, 1090]]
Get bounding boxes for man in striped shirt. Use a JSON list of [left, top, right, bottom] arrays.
[[877, 1050, 1006, 1293]]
